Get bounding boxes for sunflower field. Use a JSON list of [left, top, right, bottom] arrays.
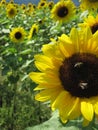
[[1, 0, 98, 130]]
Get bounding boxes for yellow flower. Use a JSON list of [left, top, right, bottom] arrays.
[[51, 0, 76, 23], [10, 27, 26, 43], [37, 1, 47, 9], [0, 0, 6, 5], [28, 24, 39, 40], [79, 14, 98, 34], [9, 0, 14, 4], [27, 3, 33, 8], [48, 1, 54, 10], [6, 4, 17, 18], [29, 27, 98, 126], [21, 4, 26, 10], [32, 4, 36, 9], [80, 0, 98, 11]]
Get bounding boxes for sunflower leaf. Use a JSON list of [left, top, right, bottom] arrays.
[[25, 112, 80, 130], [25, 112, 98, 130]]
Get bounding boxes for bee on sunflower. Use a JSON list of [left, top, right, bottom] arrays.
[[51, 0, 76, 23], [10, 27, 26, 43], [80, 0, 98, 11], [29, 27, 98, 126]]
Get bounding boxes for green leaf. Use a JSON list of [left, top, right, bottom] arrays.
[[19, 49, 32, 55], [2, 66, 10, 75], [21, 60, 34, 69], [25, 111, 80, 130], [25, 111, 98, 130]]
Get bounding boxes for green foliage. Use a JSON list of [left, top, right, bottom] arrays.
[[26, 112, 98, 130]]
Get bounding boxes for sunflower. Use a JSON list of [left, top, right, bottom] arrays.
[[10, 27, 26, 43], [48, 1, 54, 10], [6, 4, 17, 18], [79, 14, 98, 34], [27, 3, 33, 8], [28, 24, 39, 40], [32, 4, 36, 9], [0, 0, 6, 5], [29, 27, 98, 126], [21, 4, 26, 10], [51, 0, 76, 23], [37, 1, 47, 9], [9, 0, 14, 4], [80, 0, 98, 10], [27, 3, 34, 14]]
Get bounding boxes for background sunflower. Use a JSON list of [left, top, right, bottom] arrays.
[[80, 0, 98, 10], [51, 0, 76, 23], [28, 24, 39, 40], [6, 4, 17, 18], [10, 27, 26, 43], [79, 14, 98, 34]]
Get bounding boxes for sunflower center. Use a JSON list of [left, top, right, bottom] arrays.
[[15, 32, 22, 39], [59, 53, 98, 98], [9, 9, 15, 15], [57, 6, 68, 17], [91, 24, 98, 34], [41, 3, 45, 6], [89, 0, 98, 2]]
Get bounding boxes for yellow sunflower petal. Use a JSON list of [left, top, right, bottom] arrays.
[[84, 27, 92, 43], [34, 54, 53, 71], [60, 96, 80, 122], [52, 91, 80, 121], [68, 98, 80, 120], [58, 34, 75, 57], [81, 101, 94, 121], [35, 87, 62, 102], [42, 43, 63, 59], [29, 72, 44, 84], [81, 27, 92, 53], [94, 102, 98, 115], [29, 72, 62, 86], [34, 84, 62, 91], [70, 28, 80, 53], [52, 90, 68, 110]]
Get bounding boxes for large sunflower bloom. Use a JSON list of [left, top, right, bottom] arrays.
[[28, 24, 39, 40], [6, 4, 17, 18], [51, 0, 76, 23], [79, 14, 98, 34], [10, 27, 26, 43], [80, 0, 98, 11], [29, 27, 98, 125]]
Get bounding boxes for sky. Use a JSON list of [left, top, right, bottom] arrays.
[[6, 0, 79, 6]]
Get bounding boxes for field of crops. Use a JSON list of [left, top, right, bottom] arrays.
[[1, 0, 98, 130]]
